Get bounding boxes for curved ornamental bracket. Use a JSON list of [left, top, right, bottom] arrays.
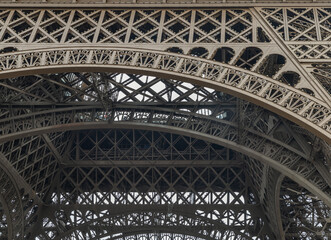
[[0, 47, 330, 143]]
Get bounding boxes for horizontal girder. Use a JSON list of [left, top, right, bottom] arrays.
[[1, 0, 331, 8]]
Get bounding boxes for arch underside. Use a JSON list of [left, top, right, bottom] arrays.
[[28, 128, 274, 240], [0, 72, 329, 239], [0, 6, 330, 240]]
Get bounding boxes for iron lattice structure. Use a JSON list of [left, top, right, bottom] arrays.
[[0, 1, 330, 240]]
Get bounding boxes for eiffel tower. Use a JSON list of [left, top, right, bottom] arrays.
[[0, 0, 330, 239]]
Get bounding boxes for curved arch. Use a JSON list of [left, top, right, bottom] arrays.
[[52, 205, 257, 240], [275, 175, 285, 240], [234, 47, 263, 70], [189, 47, 209, 58], [278, 71, 301, 87], [300, 88, 315, 96], [101, 230, 211, 240], [0, 105, 329, 207], [258, 54, 286, 77], [0, 47, 329, 143], [212, 47, 235, 64], [107, 232, 207, 240], [61, 227, 213, 240], [166, 47, 184, 54], [0, 120, 329, 208], [0, 106, 309, 159]]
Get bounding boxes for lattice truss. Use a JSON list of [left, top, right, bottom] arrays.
[[0, 4, 330, 240], [0, 8, 330, 143], [0, 9, 270, 44], [42, 130, 267, 240], [0, 7, 327, 91], [0, 72, 329, 240], [258, 7, 331, 94]]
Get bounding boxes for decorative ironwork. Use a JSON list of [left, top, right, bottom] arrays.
[[0, 48, 329, 142], [0, 3, 330, 240]]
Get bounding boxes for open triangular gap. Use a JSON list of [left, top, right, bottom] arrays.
[[1, 29, 24, 43], [0, 10, 11, 22]]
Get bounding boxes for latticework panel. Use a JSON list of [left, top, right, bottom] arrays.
[[0, 72, 329, 203], [0, 3, 330, 239], [0, 167, 23, 240], [260, 8, 331, 42], [258, 7, 331, 96], [0, 136, 58, 197], [0, 9, 270, 44], [33, 129, 271, 240]]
